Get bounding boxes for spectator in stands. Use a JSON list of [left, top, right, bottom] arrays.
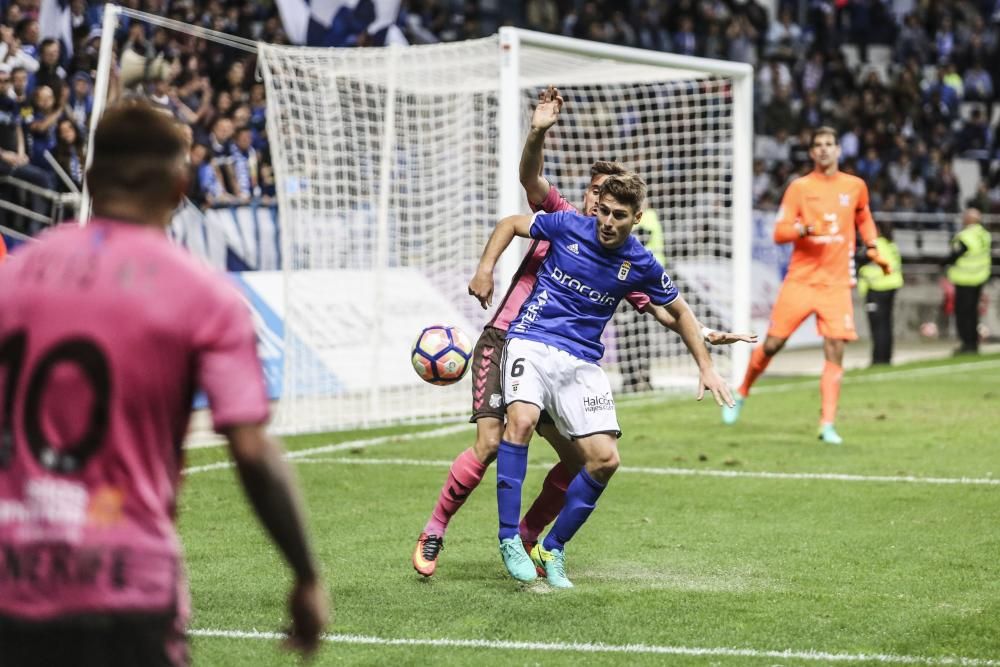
[[2, 4, 21, 28], [798, 49, 825, 94], [52, 117, 85, 191], [608, 11, 637, 48], [840, 124, 862, 161], [70, 26, 102, 74], [0, 65, 53, 233], [673, 14, 697, 56], [896, 12, 930, 63], [525, 0, 559, 34], [67, 70, 92, 129], [69, 0, 99, 44], [9, 66, 29, 115], [941, 61, 964, 98], [26, 84, 60, 169], [856, 146, 883, 183], [752, 159, 771, 202], [957, 106, 992, 174], [963, 59, 994, 103], [0, 22, 37, 74], [230, 125, 259, 201], [935, 14, 957, 64], [789, 127, 813, 167], [13, 18, 39, 63], [725, 13, 758, 64], [799, 90, 824, 132], [765, 5, 802, 60], [33, 38, 64, 101], [762, 84, 795, 135], [187, 140, 211, 208], [756, 127, 792, 167]]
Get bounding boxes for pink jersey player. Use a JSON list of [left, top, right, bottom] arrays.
[[0, 102, 326, 667], [0, 219, 268, 623]]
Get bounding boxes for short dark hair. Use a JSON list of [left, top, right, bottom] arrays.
[[810, 126, 839, 147], [590, 160, 627, 179], [598, 173, 646, 213], [86, 101, 188, 208]]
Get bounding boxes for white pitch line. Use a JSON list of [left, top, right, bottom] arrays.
[[288, 456, 1000, 487], [620, 357, 1000, 407], [188, 628, 1000, 665], [182, 423, 470, 476]]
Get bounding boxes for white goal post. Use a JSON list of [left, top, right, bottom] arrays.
[[258, 28, 752, 434]]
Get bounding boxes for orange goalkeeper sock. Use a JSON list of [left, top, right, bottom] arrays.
[[820, 361, 844, 425], [739, 345, 773, 398]]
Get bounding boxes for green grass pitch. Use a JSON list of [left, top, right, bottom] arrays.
[[179, 353, 1000, 666]]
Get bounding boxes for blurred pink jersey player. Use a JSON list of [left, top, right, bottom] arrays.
[[0, 102, 327, 667]]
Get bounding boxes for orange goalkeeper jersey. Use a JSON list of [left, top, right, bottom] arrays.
[[772, 170, 878, 287]]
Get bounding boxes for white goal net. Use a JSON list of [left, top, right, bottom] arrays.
[[258, 29, 751, 435]]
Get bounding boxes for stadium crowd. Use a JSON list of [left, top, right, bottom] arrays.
[[2, 0, 1000, 233]]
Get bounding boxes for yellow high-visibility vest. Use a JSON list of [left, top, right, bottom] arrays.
[[947, 223, 992, 287], [636, 208, 666, 266], [858, 237, 903, 296]]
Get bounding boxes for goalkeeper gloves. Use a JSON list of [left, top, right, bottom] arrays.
[[865, 244, 892, 274]]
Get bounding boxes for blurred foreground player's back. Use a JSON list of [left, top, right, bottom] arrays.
[[0, 102, 328, 667]]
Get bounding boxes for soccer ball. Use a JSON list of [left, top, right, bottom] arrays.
[[919, 321, 939, 339], [411, 325, 473, 385]]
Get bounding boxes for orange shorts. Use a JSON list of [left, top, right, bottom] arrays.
[[768, 282, 857, 341]]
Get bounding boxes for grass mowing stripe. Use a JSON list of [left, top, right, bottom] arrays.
[[188, 629, 1000, 665], [182, 423, 470, 475], [288, 456, 1000, 486]]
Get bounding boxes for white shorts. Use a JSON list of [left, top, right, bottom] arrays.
[[503, 337, 621, 439]]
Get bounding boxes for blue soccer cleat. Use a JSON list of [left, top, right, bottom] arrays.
[[721, 396, 745, 425], [818, 423, 844, 445], [499, 536, 537, 582], [530, 543, 573, 589]]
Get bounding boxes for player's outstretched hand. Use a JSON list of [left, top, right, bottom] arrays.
[[283, 576, 329, 659], [531, 85, 564, 132], [697, 367, 734, 407], [707, 331, 759, 345], [866, 247, 893, 274], [468, 270, 494, 309]]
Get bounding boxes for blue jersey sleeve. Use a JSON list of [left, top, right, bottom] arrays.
[[639, 258, 680, 306], [528, 210, 574, 242]]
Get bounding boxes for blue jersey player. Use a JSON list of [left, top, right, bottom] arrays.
[[475, 174, 734, 588]]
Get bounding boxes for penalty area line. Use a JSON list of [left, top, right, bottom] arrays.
[[289, 456, 1000, 486], [182, 423, 470, 476], [188, 628, 1000, 665]]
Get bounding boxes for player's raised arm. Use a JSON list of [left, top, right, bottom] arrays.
[[772, 181, 812, 243], [519, 85, 563, 206], [468, 214, 536, 308], [664, 295, 735, 407]]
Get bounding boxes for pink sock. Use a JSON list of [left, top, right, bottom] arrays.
[[424, 447, 488, 536], [519, 462, 573, 543]]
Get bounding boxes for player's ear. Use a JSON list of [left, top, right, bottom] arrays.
[[172, 165, 190, 208], [633, 209, 643, 224]]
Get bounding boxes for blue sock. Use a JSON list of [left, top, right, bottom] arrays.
[[496, 441, 528, 541], [543, 469, 606, 553]]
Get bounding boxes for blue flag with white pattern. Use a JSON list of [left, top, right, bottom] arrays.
[[39, 0, 73, 57], [275, 0, 406, 47]]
